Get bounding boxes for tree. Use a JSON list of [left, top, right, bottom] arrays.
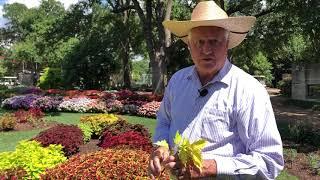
[[107, 0, 173, 94], [106, 0, 146, 89], [51, 1, 123, 89]]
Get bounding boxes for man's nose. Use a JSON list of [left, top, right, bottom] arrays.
[[202, 41, 213, 55]]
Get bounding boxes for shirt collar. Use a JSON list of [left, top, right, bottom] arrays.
[[185, 59, 232, 86]]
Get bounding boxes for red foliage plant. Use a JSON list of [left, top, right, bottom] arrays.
[[41, 147, 170, 179], [99, 130, 153, 152], [0, 167, 27, 180], [147, 94, 163, 102], [101, 119, 151, 138], [14, 108, 44, 123], [116, 89, 134, 100], [32, 124, 84, 157], [45, 89, 66, 96]]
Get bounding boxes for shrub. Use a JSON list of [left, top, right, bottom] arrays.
[[1, 94, 41, 110], [277, 79, 292, 97], [0, 140, 66, 179], [80, 114, 119, 137], [31, 96, 63, 112], [38, 67, 62, 90], [307, 153, 320, 175], [137, 101, 161, 118], [41, 147, 170, 179], [0, 113, 17, 131], [14, 108, 44, 125], [283, 148, 297, 168], [99, 131, 153, 152], [78, 123, 93, 143], [33, 124, 84, 156]]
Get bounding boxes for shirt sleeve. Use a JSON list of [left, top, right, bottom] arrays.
[[214, 88, 284, 179], [152, 79, 173, 144]]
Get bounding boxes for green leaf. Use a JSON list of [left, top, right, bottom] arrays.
[[154, 140, 169, 149], [174, 131, 182, 146], [173, 131, 207, 171]]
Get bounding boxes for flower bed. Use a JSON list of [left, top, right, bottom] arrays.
[[41, 147, 170, 179], [58, 97, 107, 113], [137, 101, 161, 118], [1, 94, 41, 110], [0, 114, 165, 179], [1, 88, 163, 118], [31, 96, 63, 112]]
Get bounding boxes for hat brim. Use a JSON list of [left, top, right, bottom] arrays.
[[163, 16, 256, 49]]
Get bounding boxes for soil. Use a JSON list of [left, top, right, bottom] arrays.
[[6, 88, 320, 179], [13, 121, 59, 131], [268, 88, 320, 180], [78, 139, 101, 155]]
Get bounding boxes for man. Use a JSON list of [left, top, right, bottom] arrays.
[[149, 1, 284, 179]]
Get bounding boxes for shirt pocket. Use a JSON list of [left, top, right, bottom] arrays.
[[201, 108, 229, 142]]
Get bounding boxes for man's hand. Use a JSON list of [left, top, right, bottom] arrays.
[[148, 146, 170, 179], [168, 158, 218, 179], [186, 159, 217, 178]]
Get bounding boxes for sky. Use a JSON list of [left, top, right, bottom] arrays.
[[0, 0, 79, 27]]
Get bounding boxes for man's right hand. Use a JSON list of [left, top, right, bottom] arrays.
[[148, 146, 170, 179]]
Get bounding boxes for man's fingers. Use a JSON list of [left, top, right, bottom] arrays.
[[165, 161, 177, 169], [153, 156, 162, 174]]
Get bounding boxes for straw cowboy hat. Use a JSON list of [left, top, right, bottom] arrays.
[[163, 1, 256, 49]]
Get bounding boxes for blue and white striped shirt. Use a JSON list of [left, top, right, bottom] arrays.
[[154, 60, 284, 179]]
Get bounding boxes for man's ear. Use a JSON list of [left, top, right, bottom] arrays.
[[187, 41, 191, 50]]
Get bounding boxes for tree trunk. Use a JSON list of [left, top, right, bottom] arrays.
[[131, 0, 172, 94], [121, 2, 131, 89]]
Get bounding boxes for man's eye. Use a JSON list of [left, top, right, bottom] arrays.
[[208, 39, 219, 46], [195, 40, 204, 47]]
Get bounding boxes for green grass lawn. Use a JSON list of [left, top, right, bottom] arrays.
[[0, 111, 296, 179]]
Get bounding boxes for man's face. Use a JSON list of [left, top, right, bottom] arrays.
[[188, 26, 228, 76]]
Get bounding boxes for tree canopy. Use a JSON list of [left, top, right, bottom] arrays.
[[0, 0, 318, 91]]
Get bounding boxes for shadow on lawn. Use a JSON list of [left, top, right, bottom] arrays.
[[44, 111, 61, 117]]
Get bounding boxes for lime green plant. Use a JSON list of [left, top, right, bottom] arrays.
[[78, 123, 93, 142], [80, 114, 119, 136], [0, 140, 66, 179], [155, 131, 207, 172]]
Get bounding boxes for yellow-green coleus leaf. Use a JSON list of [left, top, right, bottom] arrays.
[[154, 140, 169, 149], [173, 131, 207, 171]]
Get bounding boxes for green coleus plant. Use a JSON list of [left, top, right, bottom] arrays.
[[0, 140, 66, 179], [78, 122, 93, 143], [155, 131, 207, 172]]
